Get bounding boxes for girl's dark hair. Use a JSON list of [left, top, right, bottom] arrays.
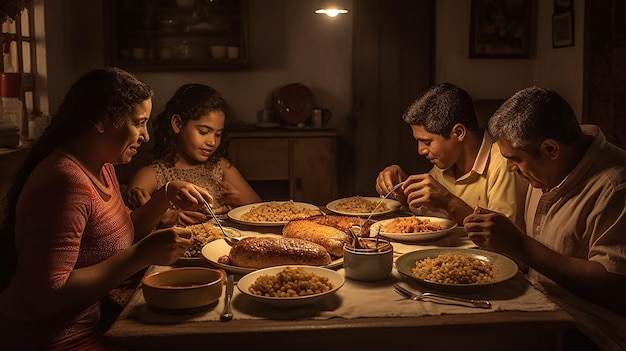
[[151, 83, 233, 165], [0, 67, 153, 290]]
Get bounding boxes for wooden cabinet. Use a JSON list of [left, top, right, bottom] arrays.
[[104, 0, 249, 71], [228, 130, 339, 205]]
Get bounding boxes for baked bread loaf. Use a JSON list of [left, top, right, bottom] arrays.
[[282, 215, 372, 257], [306, 215, 372, 236], [223, 236, 332, 269], [282, 219, 350, 257]]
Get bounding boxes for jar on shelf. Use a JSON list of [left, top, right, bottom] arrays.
[[28, 110, 49, 140], [175, 41, 189, 59], [0, 72, 24, 148]]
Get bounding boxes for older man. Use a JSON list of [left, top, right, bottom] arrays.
[[464, 86, 626, 350]]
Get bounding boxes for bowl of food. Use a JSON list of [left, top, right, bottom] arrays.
[[371, 216, 458, 242], [237, 265, 344, 307], [343, 238, 394, 281], [141, 267, 224, 313], [395, 248, 519, 292]]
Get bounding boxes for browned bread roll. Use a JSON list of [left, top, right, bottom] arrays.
[[227, 236, 332, 269], [282, 219, 351, 257], [306, 215, 373, 237]]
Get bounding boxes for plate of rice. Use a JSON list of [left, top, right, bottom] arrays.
[[227, 201, 322, 226], [175, 222, 241, 266], [326, 196, 401, 217], [370, 216, 457, 242], [395, 248, 519, 292], [237, 265, 344, 307]]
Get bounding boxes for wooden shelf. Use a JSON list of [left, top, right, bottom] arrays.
[[104, 0, 249, 71]]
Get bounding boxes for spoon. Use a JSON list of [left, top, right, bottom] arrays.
[[349, 225, 363, 249], [202, 198, 240, 245]]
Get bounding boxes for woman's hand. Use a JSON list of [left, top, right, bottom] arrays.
[[164, 180, 213, 211], [134, 227, 192, 266]]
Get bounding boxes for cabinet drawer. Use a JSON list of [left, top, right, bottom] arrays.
[[229, 138, 289, 180]]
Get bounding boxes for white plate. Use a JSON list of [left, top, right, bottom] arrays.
[[237, 265, 344, 307], [200, 237, 343, 275], [370, 216, 457, 242], [227, 202, 322, 226], [395, 248, 519, 292], [325, 197, 402, 217]]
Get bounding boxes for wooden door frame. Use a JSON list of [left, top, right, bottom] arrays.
[[345, 0, 435, 197]]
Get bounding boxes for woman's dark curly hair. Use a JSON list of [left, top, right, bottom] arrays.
[[151, 83, 233, 166], [0, 67, 154, 290]]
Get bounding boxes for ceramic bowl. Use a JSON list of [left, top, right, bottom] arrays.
[[343, 238, 393, 281], [142, 267, 224, 313]]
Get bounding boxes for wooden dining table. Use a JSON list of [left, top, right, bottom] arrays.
[[103, 205, 576, 351]]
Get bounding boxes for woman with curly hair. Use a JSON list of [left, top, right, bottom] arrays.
[[0, 68, 213, 350]]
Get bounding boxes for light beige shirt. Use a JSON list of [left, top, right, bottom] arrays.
[[525, 125, 626, 350], [425, 132, 528, 228]]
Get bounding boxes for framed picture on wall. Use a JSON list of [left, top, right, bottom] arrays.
[[469, 0, 533, 59], [552, 11, 574, 48]]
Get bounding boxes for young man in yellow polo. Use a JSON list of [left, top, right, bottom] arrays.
[[375, 83, 527, 227]]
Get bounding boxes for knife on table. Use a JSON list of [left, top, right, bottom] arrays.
[[221, 274, 234, 321]]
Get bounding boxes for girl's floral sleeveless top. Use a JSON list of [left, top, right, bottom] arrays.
[[150, 159, 231, 215]]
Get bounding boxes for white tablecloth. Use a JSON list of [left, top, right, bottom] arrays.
[[120, 228, 558, 324]]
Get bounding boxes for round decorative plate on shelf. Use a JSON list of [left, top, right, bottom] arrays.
[[274, 83, 316, 125]]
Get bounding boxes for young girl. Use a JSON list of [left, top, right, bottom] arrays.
[[124, 84, 261, 227]]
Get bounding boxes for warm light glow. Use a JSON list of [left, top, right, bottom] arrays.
[[315, 8, 348, 17]]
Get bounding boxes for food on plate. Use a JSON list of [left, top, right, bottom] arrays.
[[282, 215, 372, 257], [240, 200, 322, 222], [217, 237, 332, 269], [411, 254, 496, 284], [306, 214, 372, 236], [248, 266, 333, 297], [283, 220, 349, 257], [334, 196, 390, 214], [184, 223, 224, 257], [381, 216, 444, 233]]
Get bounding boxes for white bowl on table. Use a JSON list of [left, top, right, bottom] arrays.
[[237, 265, 344, 307]]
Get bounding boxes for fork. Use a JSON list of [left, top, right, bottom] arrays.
[[362, 181, 406, 226], [202, 198, 240, 246], [393, 283, 492, 309]]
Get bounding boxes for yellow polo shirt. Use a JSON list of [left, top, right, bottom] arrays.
[[419, 133, 528, 228]]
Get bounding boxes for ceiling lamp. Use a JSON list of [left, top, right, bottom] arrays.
[[315, 8, 348, 17]]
